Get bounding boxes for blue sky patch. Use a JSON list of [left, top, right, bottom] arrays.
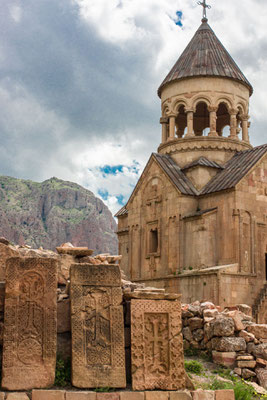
[[116, 194, 124, 205], [100, 165, 124, 176], [174, 11, 183, 27], [98, 189, 109, 200]]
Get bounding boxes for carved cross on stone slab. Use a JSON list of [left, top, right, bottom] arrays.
[[2, 257, 58, 391], [70, 264, 126, 389], [131, 299, 186, 390]]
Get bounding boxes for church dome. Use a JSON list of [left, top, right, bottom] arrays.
[[158, 17, 253, 167], [158, 19, 253, 98]]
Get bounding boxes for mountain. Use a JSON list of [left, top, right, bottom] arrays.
[[0, 176, 118, 253]]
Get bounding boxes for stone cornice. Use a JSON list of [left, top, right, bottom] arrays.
[[158, 136, 252, 154]]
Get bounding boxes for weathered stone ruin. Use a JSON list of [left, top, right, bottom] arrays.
[[181, 301, 267, 387], [0, 238, 248, 399]]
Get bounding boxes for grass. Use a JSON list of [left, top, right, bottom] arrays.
[[185, 360, 204, 375]]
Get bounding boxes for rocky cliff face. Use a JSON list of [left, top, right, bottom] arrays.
[[0, 176, 118, 253]]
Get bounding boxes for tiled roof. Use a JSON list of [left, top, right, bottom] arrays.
[[182, 156, 224, 171], [153, 153, 198, 196], [201, 144, 267, 194], [115, 145, 267, 218], [158, 20, 253, 97], [115, 205, 128, 218]]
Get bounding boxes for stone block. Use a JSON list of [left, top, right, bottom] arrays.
[[0, 242, 19, 281], [145, 392, 169, 400], [96, 394, 120, 400], [57, 298, 71, 333], [212, 351, 236, 368], [211, 317, 235, 337], [32, 390, 65, 400], [131, 299, 186, 391], [192, 390, 215, 399], [247, 324, 267, 339], [256, 357, 267, 368], [203, 309, 218, 319], [234, 368, 242, 376], [239, 331, 255, 343], [211, 337, 246, 352], [237, 360, 256, 368], [256, 368, 267, 389], [192, 329, 204, 342], [188, 318, 203, 330], [183, 327, 193, 342], [236, 304, 252, 316], [70, 264, 126, 388], [6, 394, 29, 400], [2, 258, 58, 390], [242, 369, 256, 379], [170, 392, 192, 399], [215, 390, 235, 400], [224, 311, 244, 331], [236, 355, 254, 361], [120, 393, 145, 400], [66, 392, 97, 400]]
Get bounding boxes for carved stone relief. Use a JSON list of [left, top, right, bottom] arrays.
[[70, 264, 126, 389], [2, 257, 58, 390], [131, 299, 186, 390]]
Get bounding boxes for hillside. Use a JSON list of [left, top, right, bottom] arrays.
[[0, 176, 118, 253]]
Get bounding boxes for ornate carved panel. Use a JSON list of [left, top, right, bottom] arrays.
[[131, 299, 186, 390], [2, 257, 58, 390], [70, 264, 126, 388]]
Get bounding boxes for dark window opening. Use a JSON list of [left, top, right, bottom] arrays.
[[150, 228, 158, 253]]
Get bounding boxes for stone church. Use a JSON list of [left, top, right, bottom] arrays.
[[116, 15, 267, 323]]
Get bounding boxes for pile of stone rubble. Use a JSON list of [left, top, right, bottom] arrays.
[[182, 301, 267, 389]]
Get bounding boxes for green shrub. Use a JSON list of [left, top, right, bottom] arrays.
[[209, 377, 233, 391], [55, 357, 71, 387], [233, 381, 256, 400], [184, 360, 204, 375]]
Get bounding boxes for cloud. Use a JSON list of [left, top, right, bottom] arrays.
[[0, 0, 267, 215]]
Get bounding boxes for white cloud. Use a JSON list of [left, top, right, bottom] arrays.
[[1, 0, 267, 217], [10, 5, 22, 23]]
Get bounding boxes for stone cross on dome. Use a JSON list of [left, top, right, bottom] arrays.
[[197, 0, 211, 22]]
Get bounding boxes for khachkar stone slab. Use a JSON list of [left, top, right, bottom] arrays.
[[2, 257, 58, 390], [131, 299, 186, 391], [70, 264, 126, 388]]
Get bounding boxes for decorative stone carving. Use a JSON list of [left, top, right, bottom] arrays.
[[70, 264, 126, 388], [131, 299, 186, 390], [2, 257, 58, 390]]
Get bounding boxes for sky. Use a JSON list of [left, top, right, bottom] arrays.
[[1, 0, 267, 215]]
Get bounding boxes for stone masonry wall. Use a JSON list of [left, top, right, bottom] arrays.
[[0, 389, 236, 400]]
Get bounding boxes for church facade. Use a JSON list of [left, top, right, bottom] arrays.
[[116, 16, 267, 323]]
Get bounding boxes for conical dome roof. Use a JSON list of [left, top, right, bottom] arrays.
[[158, 19, 253, 97]]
